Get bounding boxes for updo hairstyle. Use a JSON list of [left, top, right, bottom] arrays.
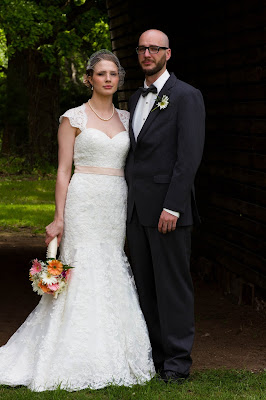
[[83, 49, 125, 88]]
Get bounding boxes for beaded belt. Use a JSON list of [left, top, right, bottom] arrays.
[[74, 165, 124, 177]]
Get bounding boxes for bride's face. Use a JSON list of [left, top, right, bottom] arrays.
[[88, 60, 119, 96]]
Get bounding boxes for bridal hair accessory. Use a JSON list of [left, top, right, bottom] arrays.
[[29, 237, 73, 299], [83, 49, 126, 88], [151, 94, 170, 112]]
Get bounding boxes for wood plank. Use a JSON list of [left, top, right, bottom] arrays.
[[192, 231, 266, 290], [199, 177, 266, 207], [203, 151, 266, 171], [226, 0, 265, 17], [198, 191, 266, 223], [204, 83, 266, 102], [199, 165, 266, 188], [108, 13, 130, 29], [198, 11, 266, 37], [206, 118, 266, 136], [202, 67, 265, 86], [106, 1, 129, 18], [106, 0, 123, 8], [194, 46, 265, 72], [191, 28, 265, 57], [202, 221, 266, 259], [197, 205, 266, 238], [205, 134, 266, 153]]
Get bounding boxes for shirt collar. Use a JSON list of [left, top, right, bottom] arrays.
[[144, 70, 170, 92]]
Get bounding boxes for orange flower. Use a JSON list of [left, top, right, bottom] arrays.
[[47, 259, 63, 275], [38, 280, 52, 293]]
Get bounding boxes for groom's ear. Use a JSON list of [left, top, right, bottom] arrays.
[[166, 48, 171, 62]]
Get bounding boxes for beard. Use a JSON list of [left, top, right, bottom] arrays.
[[140, 54, 167, 76]]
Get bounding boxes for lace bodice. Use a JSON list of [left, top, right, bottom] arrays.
[[59, 105, 130, 169]]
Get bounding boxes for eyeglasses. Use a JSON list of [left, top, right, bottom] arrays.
[[136, 46, 169, 54]]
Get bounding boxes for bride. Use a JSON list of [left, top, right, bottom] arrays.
[[0, 50, 155, 392]]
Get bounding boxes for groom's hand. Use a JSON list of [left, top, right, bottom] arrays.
[[158, 210, 178, 234]]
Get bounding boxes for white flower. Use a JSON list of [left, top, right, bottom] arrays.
[[40, 271, 58, 285], [32, 280, 43, 295], [31, 273, 40, 282], [151, 94, 170, 112], [157, 95, 169, 109], [58, 280, 66, 291]]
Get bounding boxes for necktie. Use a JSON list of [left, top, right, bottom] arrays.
[[139, 84, 158, 97]]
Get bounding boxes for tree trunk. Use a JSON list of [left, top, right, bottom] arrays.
[[1, 48, 28, 155], [27, 49, 59, 165]]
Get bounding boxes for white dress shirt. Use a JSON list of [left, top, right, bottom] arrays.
[[133, 70, 170, 139], [132, 70, 180, 219]]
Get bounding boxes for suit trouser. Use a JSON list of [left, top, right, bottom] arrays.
[[126, 208, 194, 376]]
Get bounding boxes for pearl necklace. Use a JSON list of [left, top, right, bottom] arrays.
[[88, 100, 115, 121]]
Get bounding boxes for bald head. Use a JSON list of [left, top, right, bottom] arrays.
[[138, 29, 169, 48]]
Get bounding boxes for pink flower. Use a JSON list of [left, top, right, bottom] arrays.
[[47, 283, 59, 292], [30, 259, 42, 275]]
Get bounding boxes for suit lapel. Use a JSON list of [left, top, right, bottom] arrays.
[[129, 89, 142, 151], [136, 73, 176, 144]]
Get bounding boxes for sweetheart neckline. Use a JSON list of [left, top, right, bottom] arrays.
[[76, 128, 127, 140]]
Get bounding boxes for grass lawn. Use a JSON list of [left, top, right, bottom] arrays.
[[0, 370, 265, 399], [0, 176, 56, 234]]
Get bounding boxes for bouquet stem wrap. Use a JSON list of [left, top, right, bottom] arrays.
[[46, 237, 58, 259]]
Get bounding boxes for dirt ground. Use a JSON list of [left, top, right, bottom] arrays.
[[0, 232, 265, 372]]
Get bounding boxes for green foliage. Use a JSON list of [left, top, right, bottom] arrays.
[[0, 0, 62, 57], [0, 155, 57, 176], [0, 28, 7, 73], [83, 18, 111, 51], [0, 0, 111, 159], [58, 15, 112, 114], [0, 0, 111, 76]]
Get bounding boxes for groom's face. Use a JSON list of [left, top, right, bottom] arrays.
[[138, 30, 171, 77]]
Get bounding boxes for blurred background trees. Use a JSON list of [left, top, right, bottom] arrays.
[[0, 0, 111, 170]]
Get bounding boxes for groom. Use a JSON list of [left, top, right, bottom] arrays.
[[125, 29, 205, 382]]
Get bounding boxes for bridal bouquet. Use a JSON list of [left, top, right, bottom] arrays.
[[29, 237, 73, 299]]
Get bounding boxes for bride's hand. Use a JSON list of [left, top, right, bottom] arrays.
[[45, 220, 64, 246]]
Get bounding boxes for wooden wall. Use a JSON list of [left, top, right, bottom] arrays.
[[106, 0, 266, 299]]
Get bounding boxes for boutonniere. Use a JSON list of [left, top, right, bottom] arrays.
[[151, 94, 170, 112]]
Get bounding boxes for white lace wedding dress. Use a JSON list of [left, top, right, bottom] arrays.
[[0, 105, 155, 392]]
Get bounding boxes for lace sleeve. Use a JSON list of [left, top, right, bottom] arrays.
[[59, 105, 86, 131], [117, 109, 130, 132]]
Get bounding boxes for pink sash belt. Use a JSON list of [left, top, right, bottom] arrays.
[[74, 165, 124, 177]]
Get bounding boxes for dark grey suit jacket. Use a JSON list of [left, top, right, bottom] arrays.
[[125, 73, 205, 227]]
